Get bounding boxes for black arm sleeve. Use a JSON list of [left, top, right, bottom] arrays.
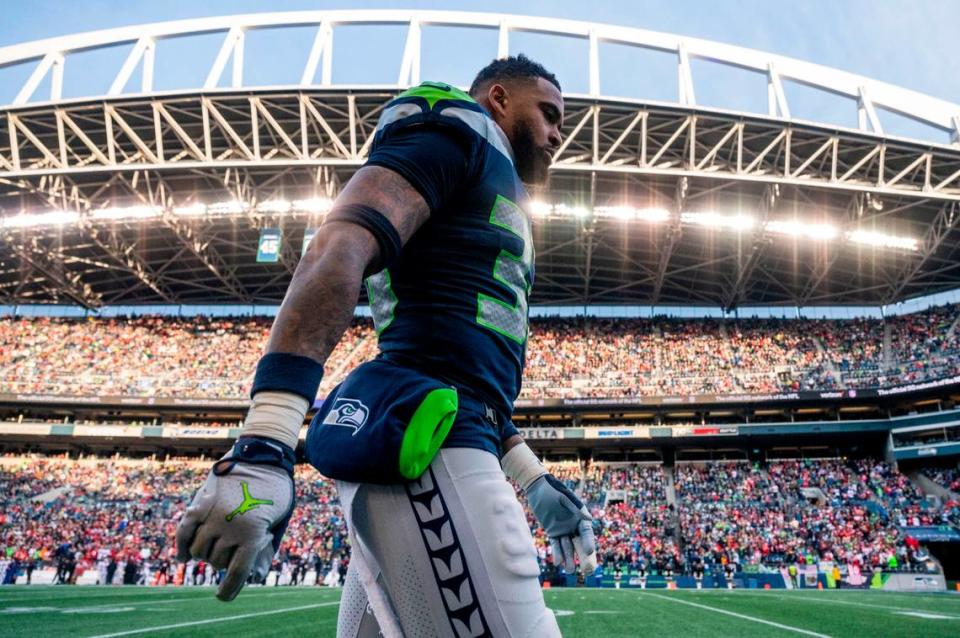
[[364, 124, 476, 213]]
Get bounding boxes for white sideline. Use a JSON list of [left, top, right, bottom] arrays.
[[731, 591, 960, 616], [84, 602, 339, 638], [0, 587, 311, 605], [645, 593, 832, 638], [2, 597, 204, 614], [3, 591, 311, 613], [0, 593, 201, 605]]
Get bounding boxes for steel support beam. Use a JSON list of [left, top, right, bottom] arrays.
[[723, 184, 776, 310], [2, 231, 102, 308], [884, 202, 960, 303], [162, 216, 252, 302]]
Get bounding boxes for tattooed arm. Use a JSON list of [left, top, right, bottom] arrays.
[[265, 166, 430, 364]]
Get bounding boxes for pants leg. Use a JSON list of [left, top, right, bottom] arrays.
[[338, 559, 386, 638], [336, 447, 560, 638]]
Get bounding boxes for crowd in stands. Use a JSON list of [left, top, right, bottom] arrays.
[[0, 457, 348, 587], [677, 459, 939, 574], [677, 462, 792, 570], [808, 318, 885, 389], [924, 467, 960, 494], [922, 466, 960, 527], [579, 464, 678, 572], [855, 459, 945, 527], [1, 316, 268, 398], [0, 317, 375, 399], [884, 305, 960, 386], [3, 455, 948, 586], [2, 303, 959, 401]]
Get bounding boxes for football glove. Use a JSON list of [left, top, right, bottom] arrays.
[[501, 442, 597, 575], [176, 436, 296, 601]]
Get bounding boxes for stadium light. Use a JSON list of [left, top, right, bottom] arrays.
[[637, 208, 671, 223], [595, 206, 634, 221], [529, 200, 552, 217], [255, 200, 292, 214], [170, 198, 333, 218], [0, 199, 920, 254], [89, 205, 163, 222], [765, 219, 839, 241], [594, 206, 671, 222], [551, 204, 591, 219], [172, 203, 207, 217], [526, 202, 671, 223], [292, 198, 333, 214], [681, 211, 755, 232], [207, 200, 248, 216], [847, 230, 919, 251], [0, 210, 80, 229]]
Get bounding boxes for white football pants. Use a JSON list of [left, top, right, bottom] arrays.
[[335, 447, 561, 637]]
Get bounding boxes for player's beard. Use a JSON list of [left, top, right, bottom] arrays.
[[512, 120, 551, 185]]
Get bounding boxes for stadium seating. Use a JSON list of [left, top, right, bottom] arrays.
[[582, 464, 677, 569], [678, 459, 931, 571], [0, 457, 348, 585], [2, 304, 958, 400], [924, 467, 960, 493], [1, 456, 943, 585]]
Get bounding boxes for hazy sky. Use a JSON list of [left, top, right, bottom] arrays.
[[1, 0, 958, 142]]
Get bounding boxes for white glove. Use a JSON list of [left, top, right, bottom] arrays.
[[176, 437, 296, 601], [502, 443, 597, 575]]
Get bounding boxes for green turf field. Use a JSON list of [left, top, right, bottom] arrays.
[[1, 585, 959, 637]]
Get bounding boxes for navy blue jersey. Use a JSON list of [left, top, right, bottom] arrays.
[[362, 82, 533, 449]]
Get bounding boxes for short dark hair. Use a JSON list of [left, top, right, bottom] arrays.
[[469, 53, 561, 97]]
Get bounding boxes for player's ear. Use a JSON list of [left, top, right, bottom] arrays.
[[487, 83, 509, 117]]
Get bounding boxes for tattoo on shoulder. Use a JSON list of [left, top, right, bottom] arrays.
[[340, 166, 430, 244]]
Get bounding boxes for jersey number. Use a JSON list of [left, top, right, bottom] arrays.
[[476, 195, 533, 344], [366, 269, 398, 335]]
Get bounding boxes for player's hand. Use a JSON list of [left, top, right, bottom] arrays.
[[176, 437, 296, 601], [525, 473, 597, 575]]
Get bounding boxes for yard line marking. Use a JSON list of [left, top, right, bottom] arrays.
[[645, 593, 832, 638], [138, 608, 178, 612], [789, 590, 960, 604], [48, 587, 336, 614], [2, 598, 199, 614], [544, 590, 628, 599], [729, 591, 959, 615], [895, 611, 960, 620], [0, 590, 203, 603], [0, 596, 178, 604], [85, 602, 339, 638], [0, 586, 328, 604], [583, 610, 622, 614]]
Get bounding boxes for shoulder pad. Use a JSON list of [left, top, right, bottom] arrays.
[[398, 81, 476, 108], [373, 81, 514, 164]]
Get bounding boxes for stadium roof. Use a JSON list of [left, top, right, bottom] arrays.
[[2, 10, 960, 309]]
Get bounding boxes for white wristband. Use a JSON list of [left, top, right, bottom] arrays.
[[240, 391, 309, 450], [500, 443, 547, 492]]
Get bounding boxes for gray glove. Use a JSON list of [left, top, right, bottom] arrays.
[[526, 474, 597, 574], [176, 437, 296, 601]]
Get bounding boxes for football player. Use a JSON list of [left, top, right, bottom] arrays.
[[176, 55, 596, 636], [724, 559, 737, 590], [692, 556, 704, 590]]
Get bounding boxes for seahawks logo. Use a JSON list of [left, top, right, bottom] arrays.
[[322, 397, 369, 435]]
